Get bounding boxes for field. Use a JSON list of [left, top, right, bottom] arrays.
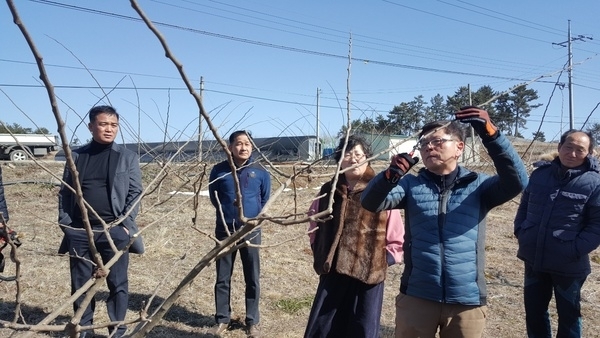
[[1, 151, 600, 338]]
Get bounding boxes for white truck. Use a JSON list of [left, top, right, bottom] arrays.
[[0, 134, 59, 161]]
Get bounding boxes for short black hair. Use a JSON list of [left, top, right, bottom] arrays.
[[228, 130, 252, 144], [419, 120, 465, 142], [88, 105, 119, 123], [559, 129, 595, 153], [334, 135, 372, 162]]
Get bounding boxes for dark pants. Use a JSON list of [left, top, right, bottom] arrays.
[[64, 226, 130, 337], [524, 263, 586, 338], [304, 271, 385, 338], [214, 231, 261, 326]]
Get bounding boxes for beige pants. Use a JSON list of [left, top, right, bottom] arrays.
[[395, 293, 487, 338]]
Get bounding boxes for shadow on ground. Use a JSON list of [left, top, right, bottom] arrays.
[[0, 291, 227, 337]]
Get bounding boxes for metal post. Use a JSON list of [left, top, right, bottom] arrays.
[[198, 76, 204, 161], [553, 20, 592, 130], [567, 20, 574, 130], [316, 87, 321, 159], [468, 84, 475, 163]]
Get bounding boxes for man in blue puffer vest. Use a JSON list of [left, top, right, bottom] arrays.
[[207, 130, 271, 338], [515, 129, 600, 338], [361, 106, 528, 338]]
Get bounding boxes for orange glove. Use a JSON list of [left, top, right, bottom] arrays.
[[455, 106, 498, 139]]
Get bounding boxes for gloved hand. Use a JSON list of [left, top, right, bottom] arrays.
[[0, 228, 21, 250], [455, 106, 498, 139], [385, 153, 419, 184], [0, 228, 21, 273]]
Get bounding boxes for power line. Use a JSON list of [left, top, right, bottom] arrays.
[[0, 58, 181, 81], [10, 1, 589, 104], [26, 0, 525, 78], [0, 82, 383, 113], [453, 0, 564, 35], [165, 0, 554, 73], [11, 0, 600, 129], [382, 0, 554, 44], [26, 0, 590, 82]]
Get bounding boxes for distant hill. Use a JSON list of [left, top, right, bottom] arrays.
[[508, 137, 557, 164]]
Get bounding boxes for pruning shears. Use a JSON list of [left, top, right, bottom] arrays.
[[408, 135, 423, 157]]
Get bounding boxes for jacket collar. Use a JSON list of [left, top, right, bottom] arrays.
[[234, 155, 254, 169], [338, 166, 376, 193], [418, 165, 477, 186], [553, 155, 600, 178]]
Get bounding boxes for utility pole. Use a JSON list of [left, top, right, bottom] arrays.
[[568, 21, 574, 130], [552, 20, 593, 130], [468, 84, 475, 163], [316, 87, 321, 159], [198, 76, 204, 161]]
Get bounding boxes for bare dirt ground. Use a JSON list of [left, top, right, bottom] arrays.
[[1, 153, 600, 338]]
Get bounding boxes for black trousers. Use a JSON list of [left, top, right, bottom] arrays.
[[304, 271, 385, 338], [214, 230, 261, 326], [64, 226, 130, 337]]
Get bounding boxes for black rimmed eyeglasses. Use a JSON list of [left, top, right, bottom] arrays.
[[418, 138, 456, 150]]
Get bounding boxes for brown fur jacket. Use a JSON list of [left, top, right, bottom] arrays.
[[312, 166, 389, 284]]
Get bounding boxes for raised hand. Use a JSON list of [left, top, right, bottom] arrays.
[[385, 153, 419, 184], [455, 106, 498, 139]]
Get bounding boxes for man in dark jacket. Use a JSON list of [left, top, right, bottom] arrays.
[[0, 166, 9, 272], [0, 167, 8, 224], [207, 130, 271, 338], [361, 107, 528, 338], [58, 105, 143, 338], [515, 129, 600, 338]]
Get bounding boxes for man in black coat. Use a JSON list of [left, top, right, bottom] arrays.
[[58, 105, 143, 338]]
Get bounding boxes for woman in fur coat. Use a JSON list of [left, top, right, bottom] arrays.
[[304, 135, 405, 338]]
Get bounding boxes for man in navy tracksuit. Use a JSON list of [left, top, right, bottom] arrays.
[[208, 130, 271, 338]]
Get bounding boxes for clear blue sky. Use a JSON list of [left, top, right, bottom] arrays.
[[1, 0, 599, 145]]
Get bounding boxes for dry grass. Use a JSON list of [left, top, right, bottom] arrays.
[[1, 154, 600, 338]]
